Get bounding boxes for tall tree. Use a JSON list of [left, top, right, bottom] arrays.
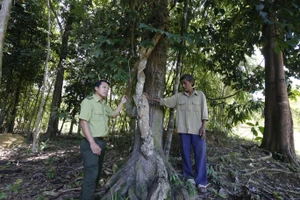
[[46, 3, 76, 138], [260, 1, 298, 164], [187, 0, 300, 163]]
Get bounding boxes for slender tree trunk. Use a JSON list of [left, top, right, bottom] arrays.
[[59, 118, 66, 134], [68, 118, 74, 135], [32, 0, 51, 152], [25, 86, 41, 138], [164, 0, 188, 157], [261, 13, 298, 164], [0, 93, 8, 129], [20, 85, 34, 133], [46, 5, 75, 139], [8, 81, 22, 133], [69, 106, 78, 135], [0, 0, 13, 87]]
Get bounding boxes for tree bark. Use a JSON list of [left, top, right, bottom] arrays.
[[261, 13, 298, 164], [0, 0, 13, 87], [144, 36, 167, 151]]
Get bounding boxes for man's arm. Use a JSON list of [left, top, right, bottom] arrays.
[[199, 120, 207, 140], [112, 95, 128, 118], [144, 92, 179, 109], [144, 93, 160, 103], [80, 119, 101, 155]]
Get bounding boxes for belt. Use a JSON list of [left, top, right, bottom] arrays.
[[94, 137, 106, 140]]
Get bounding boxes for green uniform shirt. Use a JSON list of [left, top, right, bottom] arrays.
[[160, 90, 208, 135], [79, 94, 114, 137]]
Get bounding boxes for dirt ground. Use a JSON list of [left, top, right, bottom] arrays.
[[0, 132, 300, 200]]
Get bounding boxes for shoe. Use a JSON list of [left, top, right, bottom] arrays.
[[187, 178, 195, 185], [197, 184, 207, 193]]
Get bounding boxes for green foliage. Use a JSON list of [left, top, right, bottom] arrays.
[[169, 174, 182, 185], [33, 194, 47, 200], [288, 84, 300, 101], [274, 152, 284, 160], [46, 167, 56, 179], [273, 191, 283, 200], [246, 121, 264, 142], [1, 162, 11, 170], [110, 190, 130, 200], [207, 165, 219, 185], [39, 138, 50, 151], [185, 180, 197, 196], [0, 192, 8, 200], [45, 157, 57, 179], [227, 100, 264, 127], [5, 179, 23, 193]]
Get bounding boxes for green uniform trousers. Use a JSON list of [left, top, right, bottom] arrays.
[[80, 138, 106, 200]]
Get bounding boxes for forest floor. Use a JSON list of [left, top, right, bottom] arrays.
[[0, 132, 300, 200]]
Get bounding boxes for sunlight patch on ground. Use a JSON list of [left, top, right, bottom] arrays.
[[294, 131, 300, 158], [234, 125, 300, 158], [0, 133, 25, 149]]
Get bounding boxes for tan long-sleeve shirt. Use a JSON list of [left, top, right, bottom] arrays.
[[160, 90, 208, 135]]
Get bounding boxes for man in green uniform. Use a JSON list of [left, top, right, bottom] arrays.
[[79, 80, 127, 200]]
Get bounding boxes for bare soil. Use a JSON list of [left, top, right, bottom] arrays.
[[0, 132, 300, 200]]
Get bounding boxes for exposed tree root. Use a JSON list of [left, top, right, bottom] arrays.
[[243, 167, 266, 176], [42, 188, 81, 199], [243, 167, 294, 176], [237, 149, 272, 162], [95, 150, 194, 200]]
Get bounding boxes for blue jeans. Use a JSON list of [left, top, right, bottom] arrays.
[[179, 133, 207, 186], [80, 138, 106, 200]]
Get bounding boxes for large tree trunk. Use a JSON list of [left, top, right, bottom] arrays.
[[261, 14, 298, 164], [0, 0, 13, 86], [46, 6, 75, 138], [144, 35, 167, 151]]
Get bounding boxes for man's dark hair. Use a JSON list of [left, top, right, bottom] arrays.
[[94, 80, 110, 87], [180, 74, 195, 86]]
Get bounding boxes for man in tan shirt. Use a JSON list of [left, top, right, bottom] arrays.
[[145, 74, 208, 193]]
